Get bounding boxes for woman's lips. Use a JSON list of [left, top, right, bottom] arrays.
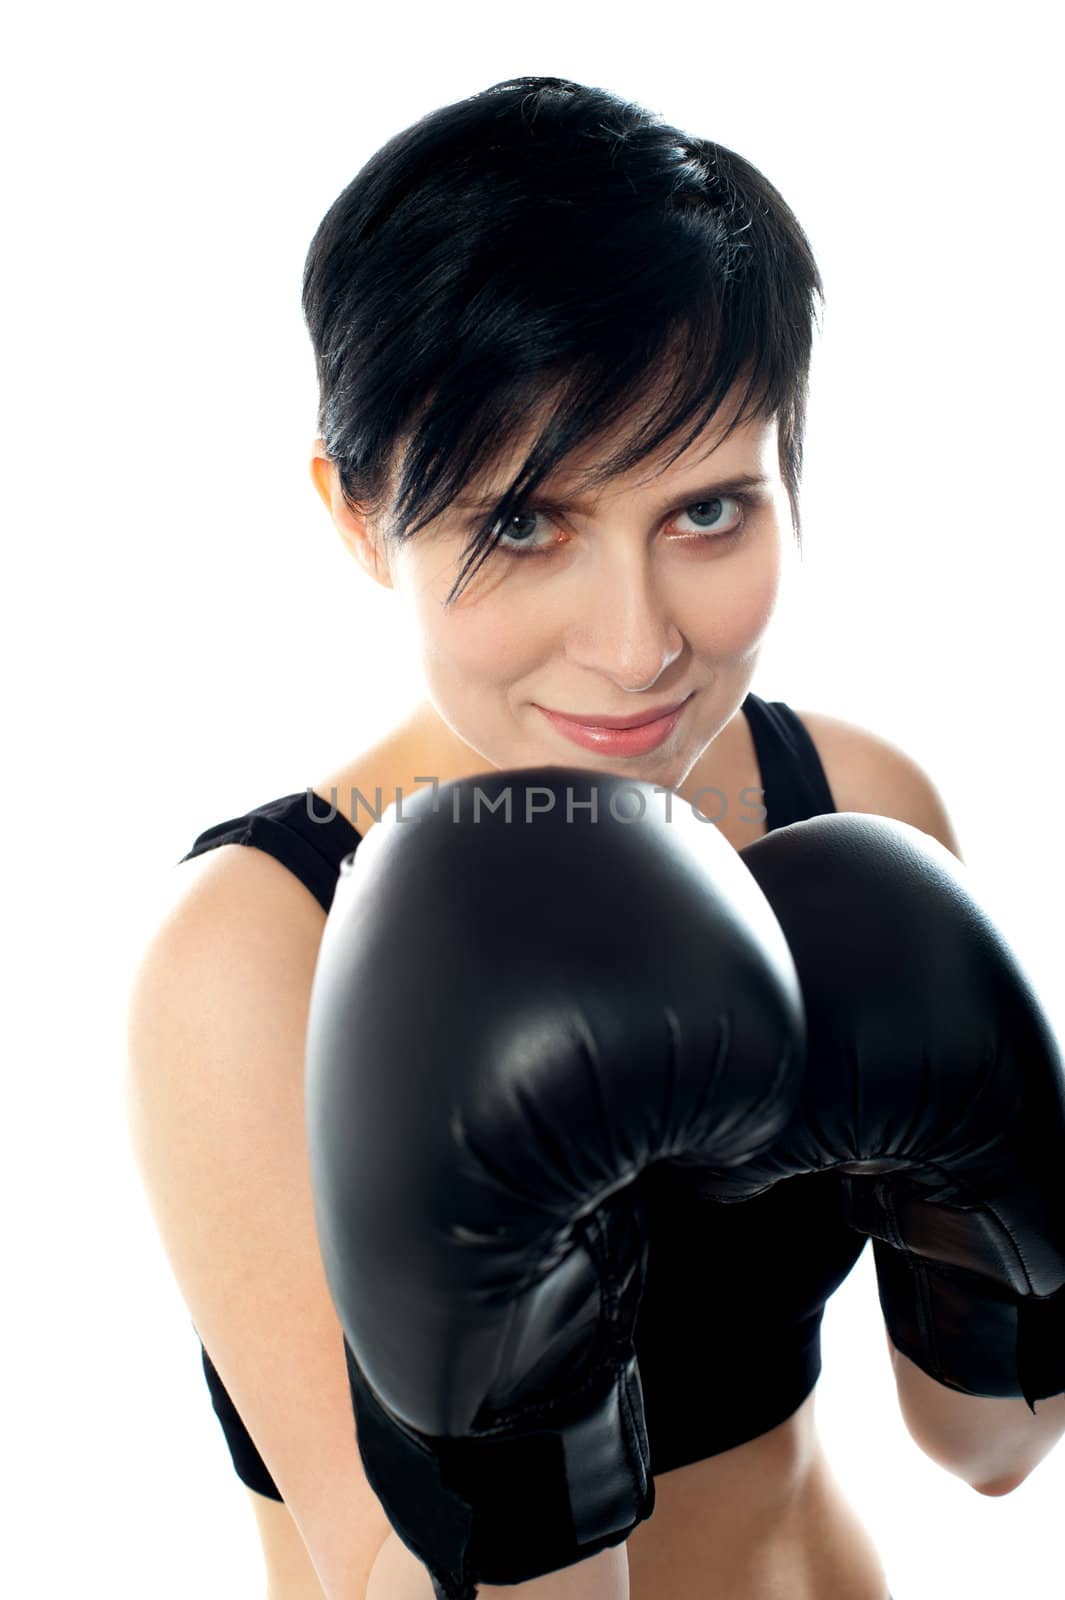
[[535, 694, 693, 756]]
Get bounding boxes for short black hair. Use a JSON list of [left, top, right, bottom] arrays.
[[302, 74, 824, 607]]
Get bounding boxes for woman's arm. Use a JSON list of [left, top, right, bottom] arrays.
[[886, 1330, 1065, 1494], [124, 846, 394, 1600]]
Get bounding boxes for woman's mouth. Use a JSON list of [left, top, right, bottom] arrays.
[[534, 693, 694, 756]]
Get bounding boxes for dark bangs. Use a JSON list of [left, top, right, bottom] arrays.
[[302, 75, 824, 607]]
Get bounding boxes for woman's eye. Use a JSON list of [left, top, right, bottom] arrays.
[[493, 494, 749, 557], [495, 508, 554, 554], [672, 496, 746, 537]]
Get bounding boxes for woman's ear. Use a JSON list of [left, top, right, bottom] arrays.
[[309, 440, 394, 589]]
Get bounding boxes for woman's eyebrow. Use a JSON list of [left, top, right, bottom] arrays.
[[453, 471, 772, 514]]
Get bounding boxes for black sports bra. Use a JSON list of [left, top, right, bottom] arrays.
[[177, 693, 864, 1499]]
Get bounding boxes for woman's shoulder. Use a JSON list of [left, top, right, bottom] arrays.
[[790, 706, 964, 859]]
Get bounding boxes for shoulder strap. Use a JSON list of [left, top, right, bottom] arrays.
[[177, 790, 363, 915], [742, 694, 837, 831]]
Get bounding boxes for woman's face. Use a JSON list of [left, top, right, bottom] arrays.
[[319, 391, 791, 794]]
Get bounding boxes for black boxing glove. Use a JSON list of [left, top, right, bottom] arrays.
[[722, 811, 1065, 1409], [304, 767, 806, 1600]]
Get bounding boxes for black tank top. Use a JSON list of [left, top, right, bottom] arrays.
[[178, 693, 863, 1498]]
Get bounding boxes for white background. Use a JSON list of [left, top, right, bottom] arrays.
[[3, 3, 1062, 1597]]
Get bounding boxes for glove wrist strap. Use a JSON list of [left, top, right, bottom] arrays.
[[344, 1340, 653, 1599], [872, 1239, 1065, 1410]]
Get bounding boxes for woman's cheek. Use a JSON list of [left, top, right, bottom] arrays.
[[687, 537, 783, 656], [433, 594, 549, 685]]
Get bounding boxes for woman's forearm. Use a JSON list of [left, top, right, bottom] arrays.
[[887, 1332, 1065, 1492]]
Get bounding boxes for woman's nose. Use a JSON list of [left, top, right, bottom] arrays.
[[563, 566, 684, 692]]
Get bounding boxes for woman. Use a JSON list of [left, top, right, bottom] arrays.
[[124, 75, 1065, 1600]]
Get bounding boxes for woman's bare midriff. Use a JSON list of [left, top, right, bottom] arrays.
[[625, 1391, 889, 1599]]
